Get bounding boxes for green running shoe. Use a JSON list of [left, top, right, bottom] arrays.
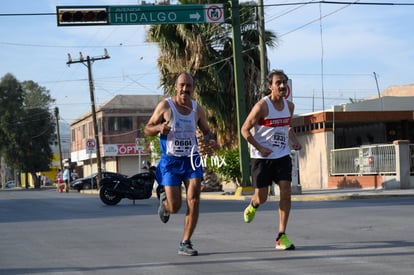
[[243, 204, 256, 223], [275, 233, 295, 250], [178, 240, 198, 256]]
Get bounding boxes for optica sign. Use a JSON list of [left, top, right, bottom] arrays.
[[103, 144, 148, 156]]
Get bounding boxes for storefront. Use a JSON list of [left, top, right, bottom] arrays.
[[71, 143, 151, 177]]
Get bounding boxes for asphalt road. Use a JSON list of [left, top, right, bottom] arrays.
[[0, 189, 413, 274]]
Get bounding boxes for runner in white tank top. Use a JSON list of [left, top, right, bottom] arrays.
[[241, 69, 302, 251], [250, 96, 291, 159], [163, 97, 199, 157], [144, 72, 218, 256]]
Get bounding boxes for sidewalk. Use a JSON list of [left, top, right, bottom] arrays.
[[198, 187, 414, 201], [5, 186, 414, 202], [78, 186, 414, 201]]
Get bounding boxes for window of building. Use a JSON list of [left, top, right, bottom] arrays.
[[82, 124, 86, 139], [108, 117, 133, 131], [71, 129, 76, 142], [88, 121, 93, 137], [97, 118, 102, 133]]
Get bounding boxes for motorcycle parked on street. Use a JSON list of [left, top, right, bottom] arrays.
[[99, 166, 157, 205]]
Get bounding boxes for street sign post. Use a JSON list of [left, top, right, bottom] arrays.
[[86, 138, 96, 188], [135, 138, 146, 173], [57, 4, 224, 26], [86, 138, 96, 155]]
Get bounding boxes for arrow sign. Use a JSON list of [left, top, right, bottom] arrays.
[[189, 12, 201, 21]]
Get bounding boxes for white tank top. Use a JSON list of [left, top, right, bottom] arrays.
[[250, 96, 291, 159], [165, 98, 198, 157]]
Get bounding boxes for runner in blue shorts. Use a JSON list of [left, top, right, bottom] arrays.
[[144, 72, 218, 256]]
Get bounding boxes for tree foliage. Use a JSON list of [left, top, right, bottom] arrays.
[[0, 73, 55, 187], [147, 0, 278, 148], [207, 148, 241, 185]]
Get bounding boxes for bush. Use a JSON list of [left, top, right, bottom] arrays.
[[207, 148, 241, 185]]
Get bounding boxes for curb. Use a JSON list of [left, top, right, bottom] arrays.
[[196, 192, 414, 202], [200, 190, 414, 201], [79, 189, 414, 202]]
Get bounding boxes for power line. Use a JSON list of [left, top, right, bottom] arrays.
[[0, 1, 412, 18], [277, 0, 361, 38], [266, 0, 319, 24], [1, 1, 411, 50], [262, 1, 414, 7], [3, 1, 411, 113], [0, 12, 55, 17], [0, 41, 150, 48]]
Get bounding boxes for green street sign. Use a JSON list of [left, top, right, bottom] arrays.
[[108, 4, 224, 25], [57, 4, 224, 26]]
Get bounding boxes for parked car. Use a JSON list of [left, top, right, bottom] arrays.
[[5, 180, 15, 188], [70, 172, 127, 191]]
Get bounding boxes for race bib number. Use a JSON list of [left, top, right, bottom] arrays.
[[270, 132, 286, 148], [172, 138, 193, 155]]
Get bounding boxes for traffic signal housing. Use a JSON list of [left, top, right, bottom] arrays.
[[57, 6, 109, 26]]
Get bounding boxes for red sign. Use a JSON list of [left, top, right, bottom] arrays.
[[118, 144, 142, 155], [86, 139, 96, 154], [206, 5, 223, 22], [285, 79, 292, 100], [103, 143, 148, 156]]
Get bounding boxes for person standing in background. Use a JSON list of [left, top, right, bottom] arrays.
[[56, 169, 64, 192], [62, 167, 70, 193]]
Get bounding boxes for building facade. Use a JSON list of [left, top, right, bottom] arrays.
[[291, 84, 414, 190], [70, 95, 160, 178]]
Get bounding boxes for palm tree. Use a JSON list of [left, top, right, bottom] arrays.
[[147, 0, 278, 148]]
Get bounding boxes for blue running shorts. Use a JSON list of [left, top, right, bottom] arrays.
[[156, 155, 204, 187]]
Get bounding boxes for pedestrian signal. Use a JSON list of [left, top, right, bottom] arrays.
[[57, 6, 109, 26]]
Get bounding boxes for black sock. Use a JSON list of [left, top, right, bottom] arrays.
[[277, 232, 285, 240], [250, 201, 259, 208]]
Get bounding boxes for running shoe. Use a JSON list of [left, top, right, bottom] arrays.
[[178, 240, 198, 256], [243, 203, 256, 223], [156, 184, 164, 200], [158, 191, 170, 223], [275, 233, 295, 250], [243, 204, 256, 223]]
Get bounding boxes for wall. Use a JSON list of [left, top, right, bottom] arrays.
[[104, 159, 117, 173], [328, 175, 383, 189], [82, 160, 97, 178], [119, 156, 138, 176], [328, 175, 414, 189], [297, 131, 333, 189]]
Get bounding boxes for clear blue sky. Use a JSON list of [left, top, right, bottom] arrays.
[[1, 0, 413, 125]]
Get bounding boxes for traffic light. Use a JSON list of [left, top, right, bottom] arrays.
[[57, 6, 109, 26]]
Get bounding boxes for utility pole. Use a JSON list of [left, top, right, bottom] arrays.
[[258, 0, 267, 94], [54, 107, 64, 175], [373, 72, 384, 111], [231, 0, 250, 189], [66, 49, 110, 188]]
